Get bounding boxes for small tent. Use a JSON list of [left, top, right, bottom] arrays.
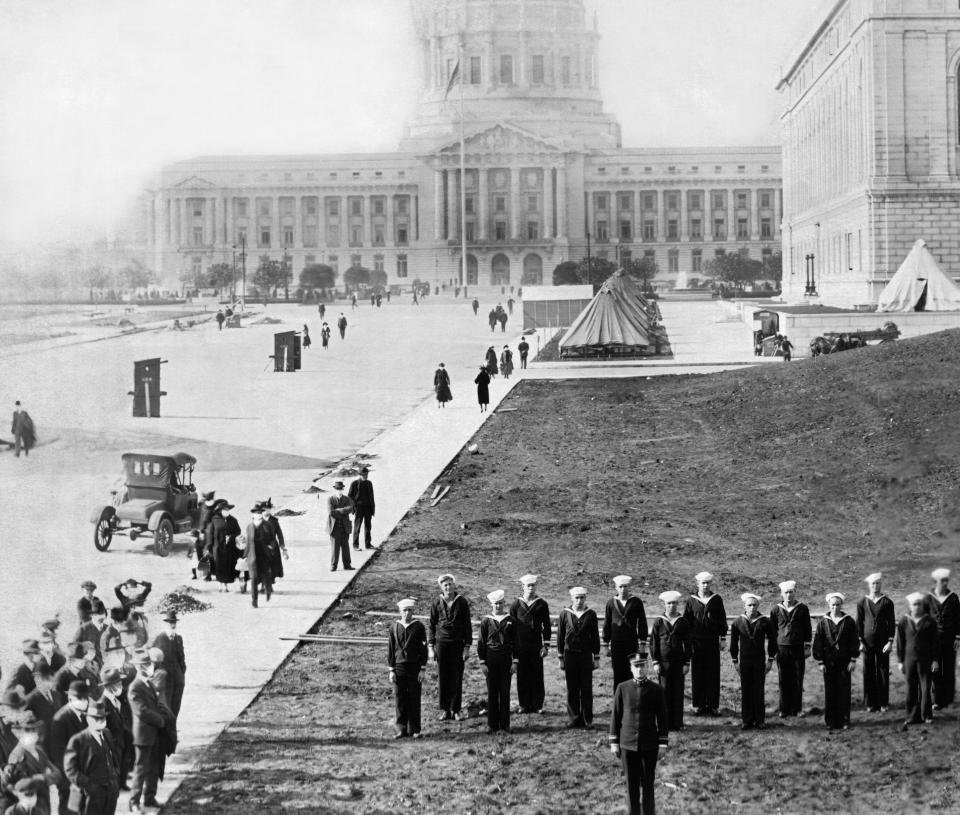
[[877, 239, 960, 312], [558, 270, 653, 356]]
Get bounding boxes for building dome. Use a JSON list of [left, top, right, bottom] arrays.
[[401, 0, 620, 150]]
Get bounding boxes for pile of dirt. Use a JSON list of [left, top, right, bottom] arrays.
[[166, 329, 960, 814], [156, 585, 212, 616], [250, 316, 283, 325]]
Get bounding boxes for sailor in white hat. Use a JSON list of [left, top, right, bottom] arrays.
[[729, 593, 776, 730], [557, 586, 601, 728], [604, 575, 648, 689], [812, 592, 859, 730], [428, 574, 472, 722], [896, 591, 939, 726], [857, 572, 895, 713], [769, 580, 812, 719], [683, 571, 727, 716], [478, 590, 517, 734], [926, 568, 958, 709], [649, 590, 690, 729], [388, 599, 428, 739], [510, 574, 551, 714]]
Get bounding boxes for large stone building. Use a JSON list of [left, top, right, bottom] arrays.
[[139, 0, 781, 294], [778, 0, 960, 306]]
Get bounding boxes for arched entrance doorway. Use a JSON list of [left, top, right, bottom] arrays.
[[491, 253, 510, 286], [522, 254, 543, 285], [466, 254, 478, 285]]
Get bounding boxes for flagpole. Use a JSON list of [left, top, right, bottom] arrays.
[[459, 38, 467, 289]]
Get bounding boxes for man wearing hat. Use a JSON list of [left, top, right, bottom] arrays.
[[478, 590, 518, 734], [24, 663, 65, 755], [557, 587, 601, 728], [856, 573, 895, 713], [682, 572, 728, 715], [428, 575, 472, 721], [6, 776, 49, 815], [649, 591, 691, 730], [10, 400, 35, 458], [812, 593, 859, 730], [0, 689, 27, 766], [387, 599, 428, 739], [2, 712, 62, 812], [770, 580, 812, 718], [127, 650, 166, 811], [38, 631, 66, 675], [150, 611, 186, 718], [896, 591, 939, 726], [603, 576, 649, 691], [191, 490, 217, 581], [260, 499, 289, 585], [112, 580, 152, 647], [609, 652, 668, 815], [98, 667, 133, 789], [64, 699, 120, 815], [327, 483, 355, 572], [730, 593, 776, 730], [348, 467, 376, 551], [73, 602, 109, 669], [49, 681, 89, 814], [77, 582, 101, 625], [925, 567, 959, 709], [509, 575, 551, 715], [53, 645, 97, 698], [7, 640, 42, 698], [244, 504, 276, 608]]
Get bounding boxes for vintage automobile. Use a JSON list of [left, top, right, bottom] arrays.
[[91, 451, 200, 556]]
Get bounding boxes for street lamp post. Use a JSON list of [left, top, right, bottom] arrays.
[[239, 233, 247, 309], [281, 247, 291, 301], [231, 244, 237, 301]]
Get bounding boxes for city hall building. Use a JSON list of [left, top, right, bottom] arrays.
[[138, 0, 781, 293], [779, 0, 960, 306]]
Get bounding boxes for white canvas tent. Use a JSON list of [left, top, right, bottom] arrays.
[[558, 270, 652, 356], [877, 239, 960, 312]]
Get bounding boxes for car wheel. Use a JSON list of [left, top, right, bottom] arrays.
[[94, 511, 114, 552], [154, 517, 174, 557]]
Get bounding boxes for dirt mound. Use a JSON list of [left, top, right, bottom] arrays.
[[250, 316, 282, 325], [156, 585, 212, 615]]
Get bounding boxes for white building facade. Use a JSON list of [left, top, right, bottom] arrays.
[[139, 0, 781, 293], [778, 0, 960, 306]]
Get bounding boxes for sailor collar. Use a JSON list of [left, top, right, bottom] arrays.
[[864, 594, 886, 602], [778, 601, 800, 613], [929, 590, 956, 602], [397, 619, 416, 629], [517, 596, 542, 606], [740, 612, 762, 622], [826, 612, 848, 623], [689, 593, 719, 605], [658, 614, 681, 626], [566, 607, 589, 618], [485, 613, 510, 622]]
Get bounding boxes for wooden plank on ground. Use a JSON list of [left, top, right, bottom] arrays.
[[430, 485, 451, 507]]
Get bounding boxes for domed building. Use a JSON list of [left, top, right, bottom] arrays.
[[140, 0, 781, 294]]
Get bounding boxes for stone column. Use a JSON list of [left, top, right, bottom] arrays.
[[207, 198, 215, 247], [448, 170, 460, 241], [726, 190, 735, 242], [293, 197, 302, 248], [556, 166, 567, 240], [656, 191, 665, 243], [519, 32, 529, 87], [271, 196, 279, 250], [585, 189, 595, 239], [752, 188, 761, 241], [478, 167, 489, 239], [543, 167, 552, 239], [679, 188, 688, 242], [486, 36, 495, 89], [178, 198, 187, 247], [510, 167, 520, 240], [368, 196, 376, 245], [434, 170, 443, 240], [386, 194, 394, 246]]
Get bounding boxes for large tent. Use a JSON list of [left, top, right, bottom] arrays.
[[558, 270, 653, 356], [877, 239, 960, 312]]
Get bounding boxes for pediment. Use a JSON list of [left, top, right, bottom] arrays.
[[435, 123, 561, 157], [172, 175, 216, 189]]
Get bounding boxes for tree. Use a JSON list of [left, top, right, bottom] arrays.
[[119, 260, 154, 291], [577, 256, 618, 292], [300, 263, 336, 296], [369, 268, 388, 291], [703, 252, 764, 292], [343, 264, 371, 290], [205, 263, 234, 294], [552, 260, 580, 285], [763, 250, 783, 286], [253, 255, 283, 297], [623, 256, 659, 293], [85, 266, 111, 301]]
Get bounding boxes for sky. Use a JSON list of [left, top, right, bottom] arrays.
[[0, 0, 828, 251]]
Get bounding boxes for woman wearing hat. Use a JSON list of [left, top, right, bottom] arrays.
[[210, 500, 241, 591], [484, 346, 499, 378], [477, 590, 518, 734], [0, 711, 62, 812], [433, 363, 452, 408], [812, 593, 859, 730], [474, 366, 491, 413], [499, 345, 514, 379]]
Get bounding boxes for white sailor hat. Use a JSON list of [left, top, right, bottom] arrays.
[[695, 571, 714, 583], [825, 592, 845, 603], [778, 581, 796, 593], [659, 590, 682, 603], [741, 593, 761, 604], [864, 573, 882, 583], [487, 589, 505, 603], [932, 568, 951, 580], [519, 574, 539, 585], [397, 598, 416, 611], [612, 575, 632, 588], [906, 591, 926, 605], [569, 586, 587, 597], [437, 573, 455, 586]]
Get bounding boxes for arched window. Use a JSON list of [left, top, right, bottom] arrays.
[[491, 253, 510, 285], [522, 254, 543, 285], [466, 254, 478, 285]]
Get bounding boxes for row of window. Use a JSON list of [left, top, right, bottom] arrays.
[[224, 223, 411, 250], [191, 253, 410, 279], [592, 190, 776, 212], [594, 164, 772, 176], [230, 169, 408, 184], [445, 52, 595, 89], [594, 247, 775, 274], [220, 196, 412, 219], [592, 216, 775, 242]]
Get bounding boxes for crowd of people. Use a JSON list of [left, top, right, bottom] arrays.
[[386, 569, 958, 814]]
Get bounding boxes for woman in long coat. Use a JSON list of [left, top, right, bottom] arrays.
[[434, 363, 452, 408], [244, 505, 275, 608], [500, 346, 514, 379], [210, 501, 239, 590], [474, 366, 491, 413], [485, 346, 498, 377], [302, 325, 312, 349], [205, 500, 227, 589]]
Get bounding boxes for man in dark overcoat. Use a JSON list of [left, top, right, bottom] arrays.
[[348, 468, 376, 550], [327, 482, 354, 572], [11, 401, 36, 457], [63, 700, 121, 815]]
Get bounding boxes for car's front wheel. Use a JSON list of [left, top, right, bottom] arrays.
[[154, 517, 174, 557], [94, 510, 114, 552]]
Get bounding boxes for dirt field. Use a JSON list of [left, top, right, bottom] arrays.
[[165, 330, 960, 815]]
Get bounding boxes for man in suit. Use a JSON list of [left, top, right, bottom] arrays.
[[348, 467, 376, 550], [6, 640, 42, 697], [98, 667, 133, 790], [73, 602, 109, 670], [64, 700, 120, 815], [11, 401, 36, 457], [244, 504, 276, 609], [609, 652, 669, 815], [24, 663, 65, 755], [327, 481, 354, 572], [149, 611, 185, 719], [127, 650, 166, 812], [49, 681, 89, 815]]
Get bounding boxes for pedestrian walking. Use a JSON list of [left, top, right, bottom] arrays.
[[337, 313, 348, 339], [488, 308, 497, 332], [557, 587, 600, 728], [50, 681, 89, 814], [327, 482, 354, 572], [812, 592, 859, 730], [509, 575, 550, 715], [497, 306, 508, 333], [351, 293, 357, 309], [649, 590, 690, 730], [318, 302, 326, 319], [433, 362, 452, 408], [98, 667, 133, 788], [209, 500, 239, 591], [897, 591, 938, 727], [127, 650, 168, 813], [478, 590, 517, 734], [682, 571, 727, 716], [412, 289, 420, 305], [193, 490, 217, 581], [24, 664, 64, 756], [388, 599, 428, 739], [348, 467, 375, 550], [10, 401, 36, 458], [518, 337, 529, 369], [428, 574, 472, 722], [76, 581, 102, 625], [63, 699, 121, 815], [244, 504, 276, 607], [259, 499, 288, 586], [321, 322, 331, 349], [770, 580, 812, 718], [474, 366, 490, 413], [778, 334, 794, 361], [506, 297, 514, 315], [150, 611, 185, 719], [856, 572, 895, 712], [499, 345, 514, 379], [603, 575, 649, 690], [925, 567, 959, 709], [485, 346, 498, 377], [729, 593, 776, 729], [609, 653, 668, 815], [216, 310, 225, 331], [302, 325, 311, 349], [472, 298, 479, 316]]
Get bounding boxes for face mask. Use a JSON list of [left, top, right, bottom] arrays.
[[20, 733, 39, 749]]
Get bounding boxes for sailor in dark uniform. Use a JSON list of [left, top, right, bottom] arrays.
[[649, 590, 691, 730], [427, 574, 472, 721], [897, 591, 939, 726], [812, 592, 860, 730], [925, 567, 959, 709], [856, 572, 895, 713], [603, 575, 649, 690], [770, 579, 812, 717], [478, 590, 518, 734], [729, 592, 776, 729], [508, 574, 551, 715], [682, 571, 727, 715], [557, 587, 601, 728], [387, 599, 428, 739]]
